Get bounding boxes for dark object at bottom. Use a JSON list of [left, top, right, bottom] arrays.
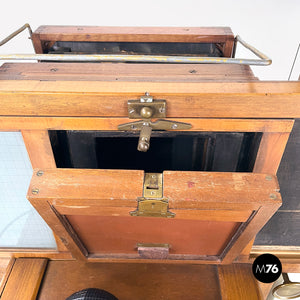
[[66, 288, 118, 300]]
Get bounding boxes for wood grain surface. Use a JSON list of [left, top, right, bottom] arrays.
[[32, 26, 234, 43], [218, 264, 263, 300], [1, 258, 47, 300], [0, 63, 257, 81], [0, 80, 299, 118], [37, 260, 221, 300]]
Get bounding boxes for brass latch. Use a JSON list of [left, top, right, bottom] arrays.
[[130, 173, 175, 218], [118, 93, 192, 152]]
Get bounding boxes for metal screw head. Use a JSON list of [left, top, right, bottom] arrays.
[[36, 170, 44, 176], [145, 92, 150, 96], [32, 188, 39, 195], [150, 191, 155, 195], [131, 125, 137, 130], [269, 193, 277, 199], [151, 175, 156, 178], [129, 109, 135, 114], [265, 175, 273, 181], [159, 107, 165, 113], [171, 124, 178, 129]]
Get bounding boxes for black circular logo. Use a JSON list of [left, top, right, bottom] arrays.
[[252, 253, 282, 283]]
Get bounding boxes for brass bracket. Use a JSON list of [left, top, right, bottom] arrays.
[[130, 173, 175, 218], [128, 93, 166, 119], [130, 198, 175, 218], [120, 93, 192, 152]]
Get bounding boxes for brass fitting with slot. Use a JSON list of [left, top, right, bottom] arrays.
[[118, 92, 192, 152], [130, 173, 175, 218]]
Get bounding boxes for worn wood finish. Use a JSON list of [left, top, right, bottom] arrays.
[[1, 258, 47, 300], [218, 264, 263, 300], [68, 215, 240, 256], [37, 260, 222, 300], [0, 258, 14, 296], [29, 169, 280, 208], [32, 25, 234, 44], [22, 130, 56, 169], [253, 132, 290, 174], [0, 81, 299, 118], [21, 130, 67, 253], [28, 199, 87, 260], [0, 63, 257, 81], [222, 205, 281, 264], [0, 117, 294, 133], [28, 169, 144, 200], [0, 251, 72, 260], [163, 171, 281, 208], [28, 169, 281, 263]]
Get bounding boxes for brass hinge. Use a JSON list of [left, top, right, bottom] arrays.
[[130, 173, 175, 218]]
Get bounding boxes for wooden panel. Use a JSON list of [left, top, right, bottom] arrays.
[[0, 81, 299, 118], [218, 264, 263, 300], [38, 261, 221, 300], [55, 205, 250, 222], [1, 258, 47, 300], [222, 205, 281, 264], [28, 199, 87, 260], [163, 171, 281, 209], [33, 26, 234, 44], [67, 215, 240, 256], [22, 130, 56, 169], [253, 132, 290, 174], [0, 117, 293, 133], [21, 130, 67, 252], [0, 258, 14, 296], [0, 63, 257, 81], [28, 169, 280, 209], [28, 169, 144, 200]]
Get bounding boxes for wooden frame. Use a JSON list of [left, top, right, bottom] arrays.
[[0, 26, 298, 262], [0, 113, 294, 260], [31, 26, 235, 57], [1, 258, 264, 299], [27, 168, 281, 264]]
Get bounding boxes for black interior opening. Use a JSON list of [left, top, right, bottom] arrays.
[[49, 131, 262, 173], [47, 41, 224, 57]]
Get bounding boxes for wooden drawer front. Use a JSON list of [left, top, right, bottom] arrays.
[[27, 169, 281, 263]]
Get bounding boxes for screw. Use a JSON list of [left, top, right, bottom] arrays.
[[265, 175, 272, 181], [32, 188, 39, 195], [145, 92, 150, 96], [129, 109, 135, 114], [171, 124, 178, 129], [269, 193, 277, 199], [151, 191, 155, 195], [151, 175, 156, 178], [159, 107, 165, 113], [36, 170, 44, 176], [131, 125, 137, 130]]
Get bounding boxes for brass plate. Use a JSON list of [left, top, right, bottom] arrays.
[[128, 100, 166, 119]]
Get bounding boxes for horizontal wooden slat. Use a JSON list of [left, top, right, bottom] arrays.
[[0, 117, 294, 133], [33, 26, 234, 43], [0, 63, 256, 81], [28, 169, 281, 208], [163, 171, 281, 207], [53, 204, 251, 222], [0, 81, 299, 118], [28, 169, 144, 200]]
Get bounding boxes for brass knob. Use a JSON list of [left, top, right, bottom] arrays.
[[138, 123, 152, 152], [140, 106, 153, 119]]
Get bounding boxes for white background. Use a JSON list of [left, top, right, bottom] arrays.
[[0, 0, 299, 80]]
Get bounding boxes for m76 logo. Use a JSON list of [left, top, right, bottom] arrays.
[[255, 264, 279, 274]]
